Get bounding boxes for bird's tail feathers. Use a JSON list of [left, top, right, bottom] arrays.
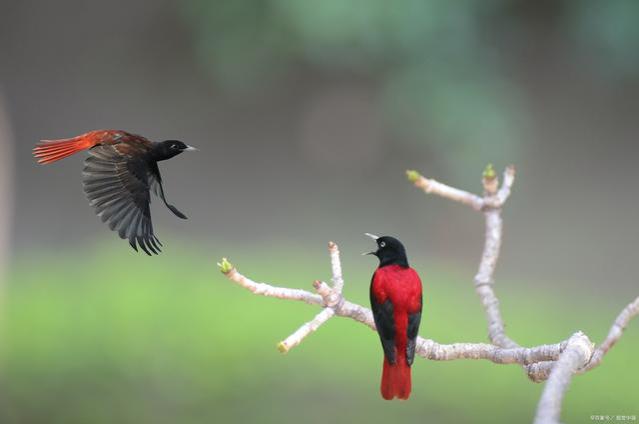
[[381, 356, 411, 400], [33, 134, 94, 164], [166, 203, 188, 220]]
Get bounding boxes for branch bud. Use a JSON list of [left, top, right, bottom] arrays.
[[483, 163, 496, 180], [277, 341, 289, 353], [482, 164, 499, 194], [217, 257, 234, 274], [406, 169, 422, 183]]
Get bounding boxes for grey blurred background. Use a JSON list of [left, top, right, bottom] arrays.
[[1, 0, 638, 293]]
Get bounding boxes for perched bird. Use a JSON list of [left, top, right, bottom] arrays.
[[365, 233, 423, 400], [33, 130, 196, 255]]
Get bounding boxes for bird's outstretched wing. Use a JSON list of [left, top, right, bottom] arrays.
[[82, 145, 162, 255]]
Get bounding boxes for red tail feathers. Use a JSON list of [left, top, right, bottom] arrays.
[[33, 134, 95, 164], [381, 357, 411, 400]]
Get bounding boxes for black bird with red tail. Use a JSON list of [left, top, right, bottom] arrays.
[[33, 129, 196, 255]]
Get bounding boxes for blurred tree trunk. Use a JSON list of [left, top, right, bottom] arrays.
[[0, 89, 14, 291]]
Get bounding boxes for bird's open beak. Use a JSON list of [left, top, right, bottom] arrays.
[[185, 145, 198, 151], [363, 233, 379, 255]]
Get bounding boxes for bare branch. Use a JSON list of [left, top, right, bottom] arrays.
[[418, 339, 565, 366], [219, 258, 322, 306], [526, 296, 639, 383], [496, 165, 516, 205], [328, 241, 344, 294], [220, 165, 637, 423], [474, 167, 519, 349], [409, 165, 636, 420], [219, 247, 569, 372], [526, 295, 639, 382], [583, 296, 639, 371], [312, 280, 333, 302], [411, 166, 518, 349], [278, 308, 335, 353], [526, 361, 555, 383], [406, 170, 484, 211], [534, 332, 594, 424]]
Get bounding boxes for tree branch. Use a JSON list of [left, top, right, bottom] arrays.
[[219, 248, 568, 374], [406, 169, 484, 211], [527, 295, 639, 382], [409, 165, 636, 422], [278, 308, 335, 353], [328, 242, 344, 294], [534, 332, 594, 424], [219, 165, 637, 423], [583, 295, 639, 371], [218, 258, 322, 306], [410, 165, 518, 348]]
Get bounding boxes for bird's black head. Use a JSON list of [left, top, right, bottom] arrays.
[[152, 140, 197, 161], [364, 233, 409, 268]]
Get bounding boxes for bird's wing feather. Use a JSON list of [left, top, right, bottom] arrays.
[[406, 269, 423, 366], [148, 163, 188, 219], [406, 310, 421, 366], [370, 273, 397, 364], [82, 145, 162, 255]]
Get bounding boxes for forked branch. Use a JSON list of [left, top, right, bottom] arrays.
[[219, 165, 638, 424], [219, 248, 568, 369]]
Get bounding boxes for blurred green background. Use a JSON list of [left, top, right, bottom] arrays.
[[1, 248, 636, 423], [0, 0, 638, 423]]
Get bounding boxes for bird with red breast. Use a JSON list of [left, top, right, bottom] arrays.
[[33, 129, 196, 255], [365, 233, 423, 400]]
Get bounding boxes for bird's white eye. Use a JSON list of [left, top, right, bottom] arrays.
[[379, 241, 386, 247], [172, 144, 179, 149]]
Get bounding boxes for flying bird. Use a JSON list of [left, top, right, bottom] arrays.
[[33, 130, 196, 255], [365, 233, 423, 400]]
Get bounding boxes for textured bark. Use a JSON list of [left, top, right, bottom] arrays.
[[534, 333, 594, 424], [223, 252, 568, 367], [220, 166, 638, 424]]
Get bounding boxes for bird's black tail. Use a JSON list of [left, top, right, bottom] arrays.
[[166, 203, 187, 219]]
